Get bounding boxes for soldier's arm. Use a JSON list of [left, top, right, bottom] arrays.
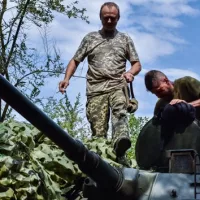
[[181, 76, 200, 108], [59, 59, 80, 93], [189, 99, 200, 107], [124, 61, 141, 83], [125, 35, 142, 81], [127, 61, 141, 76], [63, 59, 80, 82], [188, 77, 200, 107], [59, 34, 89, 93]]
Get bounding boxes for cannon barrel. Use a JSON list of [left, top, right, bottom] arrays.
[[0, 75, 137, 200]]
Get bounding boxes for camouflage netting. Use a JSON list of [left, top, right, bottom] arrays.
[[0, 120, 136, 200]]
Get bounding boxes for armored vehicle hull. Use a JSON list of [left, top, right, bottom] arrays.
[[136, 118, 200, 171]]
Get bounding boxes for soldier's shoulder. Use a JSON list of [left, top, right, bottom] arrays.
[[116, 32, 133, 44], [175, 76, 199, 86], [86, 31, 100, 38], [117, 31, 130, 38], [83, 31, 100, 40], [156, 98, 168, 107]]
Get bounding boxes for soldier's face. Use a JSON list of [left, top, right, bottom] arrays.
[[100, 6, 119, 31], [151, 79, 173, 99]]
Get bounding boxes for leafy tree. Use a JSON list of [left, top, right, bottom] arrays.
[[127, 114, 149, 160], [0, 0, 88, 121], [42, 93, 91, 139]]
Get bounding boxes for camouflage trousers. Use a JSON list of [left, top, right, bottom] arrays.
[[86, 89, 129, 145]]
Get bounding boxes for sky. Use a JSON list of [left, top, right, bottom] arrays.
[[6, 0, 200, 120]]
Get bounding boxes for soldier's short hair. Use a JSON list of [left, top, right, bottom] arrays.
[[99, 2, 120, 19], [145, 70, 168, 91]]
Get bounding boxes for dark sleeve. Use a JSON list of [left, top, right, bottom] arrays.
[[154, 99, 168, 116], [73, 34, 90, 62], [126, 34, 140, 62]]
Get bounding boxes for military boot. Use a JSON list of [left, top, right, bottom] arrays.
[[114, 137, 131, 157], [114, 137, 131, 167], [116, 155, 131, 167]]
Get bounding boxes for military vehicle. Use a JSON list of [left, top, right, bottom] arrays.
[[0, 74, 200, 200]]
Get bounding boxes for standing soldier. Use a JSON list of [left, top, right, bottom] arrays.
[[59, 2, 141, 164]]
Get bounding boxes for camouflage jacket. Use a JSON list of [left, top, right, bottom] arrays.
[[154, 76, 200, 121], [73, 29, 140, 97]]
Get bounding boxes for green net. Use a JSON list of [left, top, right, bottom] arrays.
[[0, 120, 136, 200]]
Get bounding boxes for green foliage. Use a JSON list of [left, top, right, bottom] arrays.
[[9, 34, 64, 101], [0, 120, 125, 199], [10, 0, 89, 26], [127, 114, 149, 160], [42, 93, 91, 139], [0, 0, 89, 121], [0, 120, 73, 199]]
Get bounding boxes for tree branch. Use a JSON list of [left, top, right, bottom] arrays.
[[14, 70, 86, 87], [1, 102, 9, 122], [0, 0, 7, 73], [5, 0, 31, 71], [5, 10, 22, 47], [0, 0, 7, 121]]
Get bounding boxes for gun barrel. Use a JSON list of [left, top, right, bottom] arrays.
[[0, 75, 122, 191]]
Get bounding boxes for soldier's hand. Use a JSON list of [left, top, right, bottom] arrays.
[[123, 72, 134, 83], [170, 99, 186, 105], [59, 79, 69, 94]]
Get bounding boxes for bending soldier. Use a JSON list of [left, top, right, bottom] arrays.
[[144, 70, 200, 147]]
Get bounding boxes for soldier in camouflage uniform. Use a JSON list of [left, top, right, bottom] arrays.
[[144, 70, 200, 120], [59, 2, 141, 163]]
